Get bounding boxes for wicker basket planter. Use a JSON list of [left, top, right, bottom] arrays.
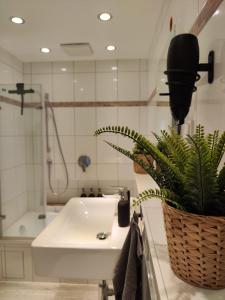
[[133, 154, 153, 174], [163, 202, 225, 289]]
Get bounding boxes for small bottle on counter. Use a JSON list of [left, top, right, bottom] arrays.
[[80, 188, 87, 197], [89, 188, 95, 197], [97, 188, 103, 197]]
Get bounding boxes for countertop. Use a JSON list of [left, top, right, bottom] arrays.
[[135, 174, 225, 300]]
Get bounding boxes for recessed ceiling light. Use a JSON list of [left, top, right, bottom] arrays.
[[40, 47, 51, 54], [98, 12, 112, 22], [112, 66, 117, 71], [10, 16, 25, 24], [106, 45, 116, 51], [61, 68, 67, 72]]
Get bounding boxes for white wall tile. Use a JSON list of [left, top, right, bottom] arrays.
[[23, 63, 32, 74], [31, 62, 52, 74], [117, 135, 135, 163], [118, 72, 140, 100], [33, 136, 43, 164], [76, 163, 97, 180], [154, 107, 172, 134], [96, 60, 117, 72], [118, 59, 140, 71], [0, 137, 18, 170], [0, 104, 16, 136], [74, 73, 95, 101], [96, 107, 118, 129], [23, 74, 32, 85], [0, 46, 23, 73], [118, 163, 135, 180], [118, 107, 140, 132], [12, 69, 23, 84], [32, 74, 52, 99], [0, 62, 14, 84], [77, 180, 99, 191], [96, 73, 117, 101], [140, 59, 148, 72], [75, 108, 96, 135], [54, 136, 75, 163], [54, 108, 75, 135], [97, 135, 118, 163], [140, 72, 149, 100], [75, 136, 97, 163], [55, 163, 76, 189], [74, 61, 95, 73], [52, 73, 74, 101], [97, 164, 118, 180], [144, 106, 157, 136], [52, 61, 73, 73]]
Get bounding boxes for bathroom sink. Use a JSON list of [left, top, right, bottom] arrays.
[[32, 197, 129, 280]]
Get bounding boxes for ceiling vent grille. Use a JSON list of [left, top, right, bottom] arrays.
[[60, 43, 93, 56]]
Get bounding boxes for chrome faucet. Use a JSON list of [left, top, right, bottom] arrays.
[[112, 186, 128, 201]]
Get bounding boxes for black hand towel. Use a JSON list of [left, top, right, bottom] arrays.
[[113, 212, 143, 300]]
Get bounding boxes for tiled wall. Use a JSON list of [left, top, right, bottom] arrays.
[[196, 0, 225, 136], [23, 59, 149, 201], [23, 59, 148, 102], [0, 46, 30, 232]]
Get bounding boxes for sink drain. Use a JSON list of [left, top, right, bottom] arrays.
[[96, 232, 109, 240]]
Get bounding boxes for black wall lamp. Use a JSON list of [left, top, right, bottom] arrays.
[[160, 33, 214, 132]]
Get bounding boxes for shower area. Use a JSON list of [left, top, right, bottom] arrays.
[[0, 84, 53, 239]]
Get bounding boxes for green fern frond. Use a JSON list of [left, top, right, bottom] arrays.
[[132, 188, 183, 209], [159, 129, 189, 172], [185, 135, 218, 213], [212, 131, 225, 168], [104, 141, 165, 187], [95, 126, 184, 191], [195, 124, 205, 140], [218, 164, 225, 192]]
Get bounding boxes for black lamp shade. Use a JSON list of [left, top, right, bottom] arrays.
[[166, 34, 199, 125]]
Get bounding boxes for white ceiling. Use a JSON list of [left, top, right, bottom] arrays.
[[0, 0, 163, 62]]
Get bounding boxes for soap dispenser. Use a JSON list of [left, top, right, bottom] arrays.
[[118, 189, 130, 227], [97, 188, 103, 197], [89, 188, 95, 197], [80, 188, 87, 197]]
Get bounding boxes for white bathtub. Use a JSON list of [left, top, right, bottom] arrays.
[[4, 207, 62, 238]]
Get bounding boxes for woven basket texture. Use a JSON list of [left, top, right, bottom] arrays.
[[163, 202, 225, 289], [133, 155, 153, 174]]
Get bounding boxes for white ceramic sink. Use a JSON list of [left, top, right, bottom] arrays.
[[32, 197, 129, 280]]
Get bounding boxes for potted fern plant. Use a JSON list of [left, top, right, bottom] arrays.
[[95, 124, 225, 289], [132, 143, 154, 174]]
